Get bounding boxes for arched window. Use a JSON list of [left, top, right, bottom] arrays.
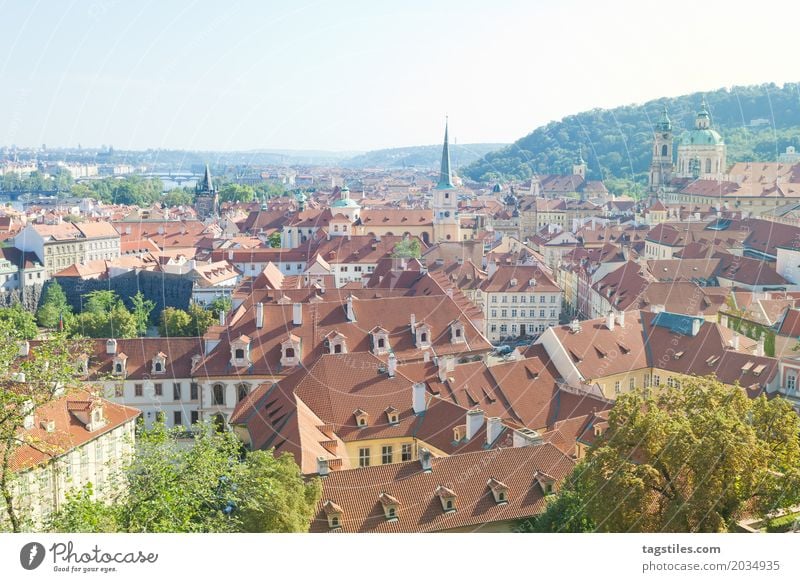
[[155, 362, 162, 372], [661, 144, 668, 157], [237, 383, 249, 402], [420, 332, 428, 343], [115, 363, 122, 373], [235, 348, 244, 359], [705, 159, 712, 173], [285, 347, 295, 358], [213, 384, 225, 406]]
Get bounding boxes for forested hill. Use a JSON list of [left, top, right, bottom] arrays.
[[342, 143, 506, 169], [463, 83, 800, 185]]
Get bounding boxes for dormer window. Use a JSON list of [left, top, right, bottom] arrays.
[[280, 334, 301, 368], [450, 320, 465, 344], [370, 326, 390, 356], [152, 352, 167, 374], [415, 322, 432, 348], [487, 478, 509, 504], [534, 471, 556, 496], [453, 425, 465, 442], [354, 408, 369, 428], [435, 485, 457, 512], [230, 334, 252, 367], [325, 330, 347, 355], [385, 407, 399, 425], [379, 492, 400, 521], [112, 352, 128, 376], [322, 500, 343, 530]]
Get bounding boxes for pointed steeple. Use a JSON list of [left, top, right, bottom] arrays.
[[436, 118, 455, 190], [197, 164, 214, 193]]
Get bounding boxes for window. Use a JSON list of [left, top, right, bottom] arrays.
[[382, 445, 393, 465], [173, 411, 182, 427], [173, 383, 181, 401], [115, 363, 122, 374], [491, 309, 497, 318], [213, 384, 225, 406], [401, 443, 412, 462], [491, 296, 497, 303], [420, 333, 427, 343], [614, 381, 621, 395], [154, 383, 163, 397], [501, 309, 507, 318], [359, 448, 370, 467], [520, 295, 526, 303], [550, 296, 556, 303], [788, 374, 797, 392], [511, 309, 517, 318], [190, 411, 199, 425], [539, 296, 546, 303], [653, 375, 661, 387], [333, 343, 342, 354], [285, 347, 295, 358], [550, 309, 557, 318], [499, 324, 507, 333], [661, 144, 668, 157], [539, 309, 545, 318], [237, 383, 249, 402], [154, 362, 162, 372], [629, 377, 635, 390], [190, 382, 199, 400], [234, 348, 245, 359], [377, 338, 385, 348], [134, 383, 143, 397], [446, 499, 453, 510], [512, 296, 517, 303]]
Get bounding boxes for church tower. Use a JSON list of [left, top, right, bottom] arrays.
[[432, 119, 460, 242], [675, 100, 726, 180], [649, 106, 674, 192], [572, 146, 587, 179]]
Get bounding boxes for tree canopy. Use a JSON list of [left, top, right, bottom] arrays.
[[560, 376, 800, 532]]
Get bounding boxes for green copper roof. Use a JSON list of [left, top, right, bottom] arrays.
[[435, 119, 455, 190], [679, 128, 724, 146], [332, 198, 360, 208], [656, 106, 671, 132]]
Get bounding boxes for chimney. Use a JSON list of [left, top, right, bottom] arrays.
[[419, 447, 432, 472], [228, 250, 234, 261], [18, 341, 30, 357], [731, 334, 740, 350], [410, 313, 416, 329], [346, 295, 355, 321], [423, 350, 430, 363], [513, 428, 543, 448], [219, 309, 225, 326], [256, 302, 264, 328], [292, 303, 303, 326], [466, 408, 484, 440], [437, 356, 450, 382], [691, 318, 702, 336], [606, 311, 615, 331], [106, 338, 117, 355], [387, 352, 397, 377], [412, 382, 427, 414], [317, 457, 330, 477], [486, 417, 503, 446], [616, 310, 625, 328]]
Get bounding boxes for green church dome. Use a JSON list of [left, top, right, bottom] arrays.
[[679, 128, 724, 146]]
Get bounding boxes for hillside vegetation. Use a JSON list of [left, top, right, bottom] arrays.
[[343, 143, 506, 169], [464, 83, 800, 184]]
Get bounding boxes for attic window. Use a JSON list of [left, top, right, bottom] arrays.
[[741, 361, 754, 372], [385, 407, 399, 425], [752, 364, 766, 376], [235, 348, 245, 359], [674, 351, 684, 359], [706, 355, 720, 366], [354, 409, 369, 427]]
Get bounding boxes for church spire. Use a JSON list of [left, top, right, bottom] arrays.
[[197, 164, 214, 193], [436, 117, 455, 190]]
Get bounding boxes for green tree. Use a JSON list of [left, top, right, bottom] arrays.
[[162, 187, 194, 207], [69, 291, 138, 339], [219, 184, 255, 204], [0, 304, 38, 340], [37, 281, 72, 329], [519, 466, 596, 532], [208, 296, 232, 319], [268, 232, 282, 248], [46, 484, 119, 533], [235, 450, 321, 533], [158, 307, 192, 337], [0, 323, 83, 531], [187, 303, 216, 336], [391, 238, 421, 259], [576, 376, 800, 532], [129, 291, 155, 336]]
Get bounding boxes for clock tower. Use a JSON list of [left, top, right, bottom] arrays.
[[432, 119, 460, 242], [649, 106, 674, 192]]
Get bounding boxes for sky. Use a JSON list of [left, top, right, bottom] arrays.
[[0, 0, 797, 152]]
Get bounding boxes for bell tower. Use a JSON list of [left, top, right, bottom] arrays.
[[432, 118, 460, 242], [649, 106, 674, 192]]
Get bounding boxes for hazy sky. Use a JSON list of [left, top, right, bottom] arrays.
[[0, 0, 796, 152]]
